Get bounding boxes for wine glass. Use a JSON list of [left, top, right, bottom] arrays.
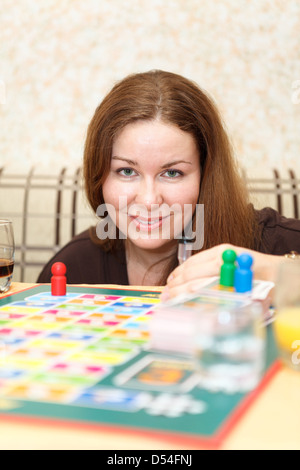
[[0, 219, 15, 293]]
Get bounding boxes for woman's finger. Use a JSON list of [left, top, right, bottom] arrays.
[[167, 244, 233, 287], [160, 277, 214, 301]]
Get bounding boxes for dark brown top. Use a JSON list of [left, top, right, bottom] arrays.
[[256, 207, 300, 254], [37, 207, 300, 285]]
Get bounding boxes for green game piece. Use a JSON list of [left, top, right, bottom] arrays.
[[220, 249, 237, 287]]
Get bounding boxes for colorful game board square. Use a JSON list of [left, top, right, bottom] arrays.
[[0, 381, 21, 398], [32, 372, 103, 387], [77, 317, 119, 327], [140, 297, 160, 304], [29, 315, 44, 321], [7, 381, 79, 403], [69, 350, 128, 366], [9, 301, 57, 309], [43, 309, 87, 318], [122, 296, 160, 304], [28, 314, 71, 326], [139, 292, 161, 299], [111, 328, 149, 340], [50, 362, 107, 376], [76, 318, 92, 325], [0, 328, 42, 339], [113, 314, 131, 321], [25, 293, 79, 303], [24, 330, 43, 338], [122, 321, 140, 329], [0, 368, 28, 381], [55, 303, 98, 312], [69, 311, 88, 317], [0, 336, 25, 350], [100, 336, 146, 346], [110, 301, 154, 310], [29, 338, 81, 351], [55, 317, 72, 323], [123, 321, 149, 330], [88, 313, 104, 319], [126, 315, 151, 325], [85, 342, 137, 355], [11, 347, 62, 360], [103, 320, 120, 326], [0, 328, 12, 336], [94, 313, 127, 323], [6, 356, 47, 370], [42, 309, 57, 315], [79, 294, 121, 301], [12, 320, 63, 331], [67, 298, 111, 306], [46, 331, 96, 342], [0, 306, 41, 314], [73, 387, 151, 412], [63, 324, 108, 336], [99, 305, 146, 315], [136, 315, 151, 322], [0, 312, 25, 321]]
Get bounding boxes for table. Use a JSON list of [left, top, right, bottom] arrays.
[[0, 282, 300, 450]]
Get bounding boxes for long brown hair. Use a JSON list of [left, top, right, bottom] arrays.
[[83, 70, 259, 279]]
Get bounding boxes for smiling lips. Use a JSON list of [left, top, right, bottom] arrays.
[[129, 215, 169, 231]]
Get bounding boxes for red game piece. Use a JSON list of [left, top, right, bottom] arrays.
[[51, 262, 67, 296]]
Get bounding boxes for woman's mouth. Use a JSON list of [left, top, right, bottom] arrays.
[[129, 215, 167, 232]]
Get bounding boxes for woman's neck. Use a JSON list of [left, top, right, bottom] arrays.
[[125, 240, 177, 286]]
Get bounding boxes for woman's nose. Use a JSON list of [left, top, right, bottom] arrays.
[[134, 180, 163, 208]]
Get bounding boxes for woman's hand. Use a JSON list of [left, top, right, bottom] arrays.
[[160, 243, 283, 301]]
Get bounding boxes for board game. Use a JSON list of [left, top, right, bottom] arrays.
[[0, 284, 279, 448]]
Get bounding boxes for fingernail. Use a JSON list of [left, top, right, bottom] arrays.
[[160, 287, 170, 302], [167, 274, 174, 283]]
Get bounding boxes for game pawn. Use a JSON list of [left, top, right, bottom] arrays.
[[220, 249, 237, 288], [234, 253, 253, 293], [51, 262, 67, 296]]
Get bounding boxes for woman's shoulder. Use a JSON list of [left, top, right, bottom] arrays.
[[256, 207, 300, 255], [37, 228, 128, 284], [256, 207, 299, 226]]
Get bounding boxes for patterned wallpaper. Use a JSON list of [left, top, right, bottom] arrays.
[[1, 0, 300, 176]]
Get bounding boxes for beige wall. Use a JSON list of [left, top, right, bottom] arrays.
[[0, 0, 300, 176]]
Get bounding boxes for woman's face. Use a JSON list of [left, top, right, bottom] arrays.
[[102, 120, 201, 253]]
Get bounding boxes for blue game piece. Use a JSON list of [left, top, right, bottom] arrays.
[[234, 253, 253, 293]]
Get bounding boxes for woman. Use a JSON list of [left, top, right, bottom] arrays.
[[37, 70, 300, 291]]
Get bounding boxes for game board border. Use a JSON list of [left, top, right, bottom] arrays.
[[0, 284, 282, 449]]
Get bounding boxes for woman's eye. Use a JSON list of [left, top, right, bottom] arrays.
[[118, 168, 135, 177], [164, 170, 182, 178]]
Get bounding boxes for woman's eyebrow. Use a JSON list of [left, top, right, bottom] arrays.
[[160, 160, 192, 169], [112, 156, 138, 165], [112, 156, 192, 168]]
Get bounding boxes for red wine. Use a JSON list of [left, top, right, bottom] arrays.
[[0, 259, 14, 278]]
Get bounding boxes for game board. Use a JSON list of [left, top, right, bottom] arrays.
[[0, 284, 279, 448]]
